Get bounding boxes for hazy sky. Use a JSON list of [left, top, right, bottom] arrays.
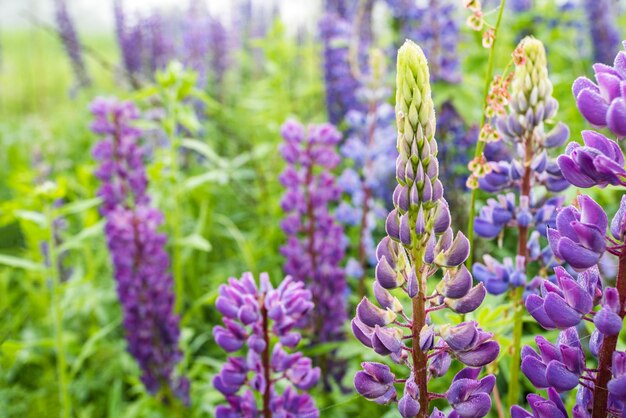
[[0, 0, 321, 32]]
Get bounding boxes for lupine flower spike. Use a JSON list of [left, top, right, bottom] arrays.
[[352, 40, 498, 418], [279, 120, 348, 386], [473, 36, 569, 408], [517, 42, 626, 418], [91, 97, 188, 403], [213, 273, 320, 418]]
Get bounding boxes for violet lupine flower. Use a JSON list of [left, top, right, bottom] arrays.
[[525, 265, 601, 329], [384, 0, 461, 84], [181, 1, 211, 87], [558, 130, 626, 188], [511, 388, 567, 418], [572, 41, 626, 137], [213, 273, 320, 418], [113, 0, 143, 87], [207, 16, 231, 89], [91, 97, 187, 402], [279, 120, 348, 383], [143, 12, 175, 74], [474, 37, 570, 295], [436, 102, 478, 192], [516, 45, 626, 416], [338, 52, 397, 284], [509, 0, 533, 12], [319, 13, 363, 125], [584, 0, 621, 65], [53, 0, 90, 88], [547, 194, 608, 271], [353, 41, 497, 418]]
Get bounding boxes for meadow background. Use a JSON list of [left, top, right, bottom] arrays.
[[1, 0, 626, 417]]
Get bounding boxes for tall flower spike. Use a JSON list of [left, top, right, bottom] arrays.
[[473, 36, 569, 408], [338, 49, 397, 296], [53, 0, 91, 89], [279, 120, 348, 387], [91, 97, 188, 403], [584, 0, 621, 66], [214, 273, 320, 417], [519, 41, 626, 417], [352, 40, 496, 418], [319, 12, 363, 125]]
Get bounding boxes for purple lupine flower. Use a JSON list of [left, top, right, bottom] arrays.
[[91, 97, 187, 402], [181, 1, 211, 87], [474, 37, 569, 296], [279, 119, 348, 384], [437, 102, 478, 192], [352, 41, 497, 418], [319, 13, 363, 125], [384, 0, 461, 83], [521, 328, 585, 392], [517, 45, 626, 416], [113, 0, 143, 87], [338, 52, 397, 289], [572, 41, 626, 137], [511, 388, 568, 418], [509, 0, 533, 12], [53, 0, 90, 88], [558, 130, 626, 188], [143, 11, 175, 74], [547, 194, 608, 270], [525, 266, 600, 329], [584, 0, 621, 65], [213, 273, 320, 417], [207, 16, 230, 89]]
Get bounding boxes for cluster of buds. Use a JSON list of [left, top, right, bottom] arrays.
[[213, 273, 320, 418], [573, 41, 626, 137], [515, 42, 626, 417], [352, 41, 497, 418], [465, 0, 483, 31], [485, 74, 513, 119]]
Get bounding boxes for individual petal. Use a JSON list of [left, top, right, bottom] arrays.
[[356, 297, 397, 327]]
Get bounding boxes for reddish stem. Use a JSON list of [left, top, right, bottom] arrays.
[[261, 297, 272, 418], [411, 262, 429, 417], [592, 251, 626, 417]]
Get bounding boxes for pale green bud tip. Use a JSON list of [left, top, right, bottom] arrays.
[[512, 36, 552, 108], [395, 40, 435, 141]]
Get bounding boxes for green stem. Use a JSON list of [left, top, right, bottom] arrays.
[[507, 286, 524, 408], [47, 205, 71, 418], [165, 104, 184, 314], [466, 0, 507, 265]]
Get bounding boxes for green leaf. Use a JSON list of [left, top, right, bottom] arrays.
[[57, 198, 102, 216], [184, 171, 229, 190], [174, 233, 212, 252], [0, 254, 45, 272], [180, 138, 227, 167], [58, 220, 105, 253], [14, 210, 46, 226]]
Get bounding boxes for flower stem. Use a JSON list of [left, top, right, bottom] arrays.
[[411, 248, 428, 417], [508, 130, 532, 408], [467, 0, 507, 265], [164, 105, 184, 314], [47, 205, 71, 418], [592, 250, 626, 417], [261, 294, 272, 418], [507, 286, 525, 408]]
